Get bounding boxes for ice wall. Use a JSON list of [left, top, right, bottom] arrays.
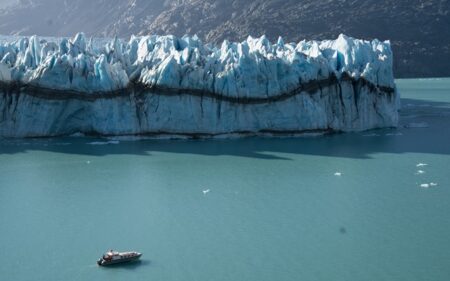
[[0, 33, 399, 138]]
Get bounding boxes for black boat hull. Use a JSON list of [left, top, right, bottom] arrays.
[[97, 254, 142, 266]]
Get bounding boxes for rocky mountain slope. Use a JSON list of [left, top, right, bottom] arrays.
[[0, 0, 448, 78]]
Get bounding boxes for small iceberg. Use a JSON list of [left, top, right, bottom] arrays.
[[88, 140, 120, 145], [420, 182, 438, 189], [405, 122, 429, 128], [385, 132, 403, 136]]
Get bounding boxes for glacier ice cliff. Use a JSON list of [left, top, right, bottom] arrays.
[[0, 33, 399, 138]]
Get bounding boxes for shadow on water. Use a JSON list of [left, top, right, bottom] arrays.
[[0, 98, 449, 159]]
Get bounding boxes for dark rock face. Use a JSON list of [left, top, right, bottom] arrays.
[[0, 0, 448, 78]]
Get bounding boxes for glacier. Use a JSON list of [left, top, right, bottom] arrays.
[[0, 33, 399, 138]]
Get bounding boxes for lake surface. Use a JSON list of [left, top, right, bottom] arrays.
[[0, 78, 449, 281]]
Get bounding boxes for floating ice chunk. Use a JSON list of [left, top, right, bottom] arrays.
[[362, 133, 380, 137], [88, 142, 106, 145], [334, 172, 342, 176], [416, 170, 425, 175], [54, 143, 71, 146], [88, 140, 120, 145], [86, 160, 91, 164], [405, 122, 429, 128], [70, 132, 85, 137], [416, 163, 428, 167], [420, 183, 438, 189], [202, 189, 210, 195]]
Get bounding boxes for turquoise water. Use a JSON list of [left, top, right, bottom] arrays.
[[0, 78, 449, 281]]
